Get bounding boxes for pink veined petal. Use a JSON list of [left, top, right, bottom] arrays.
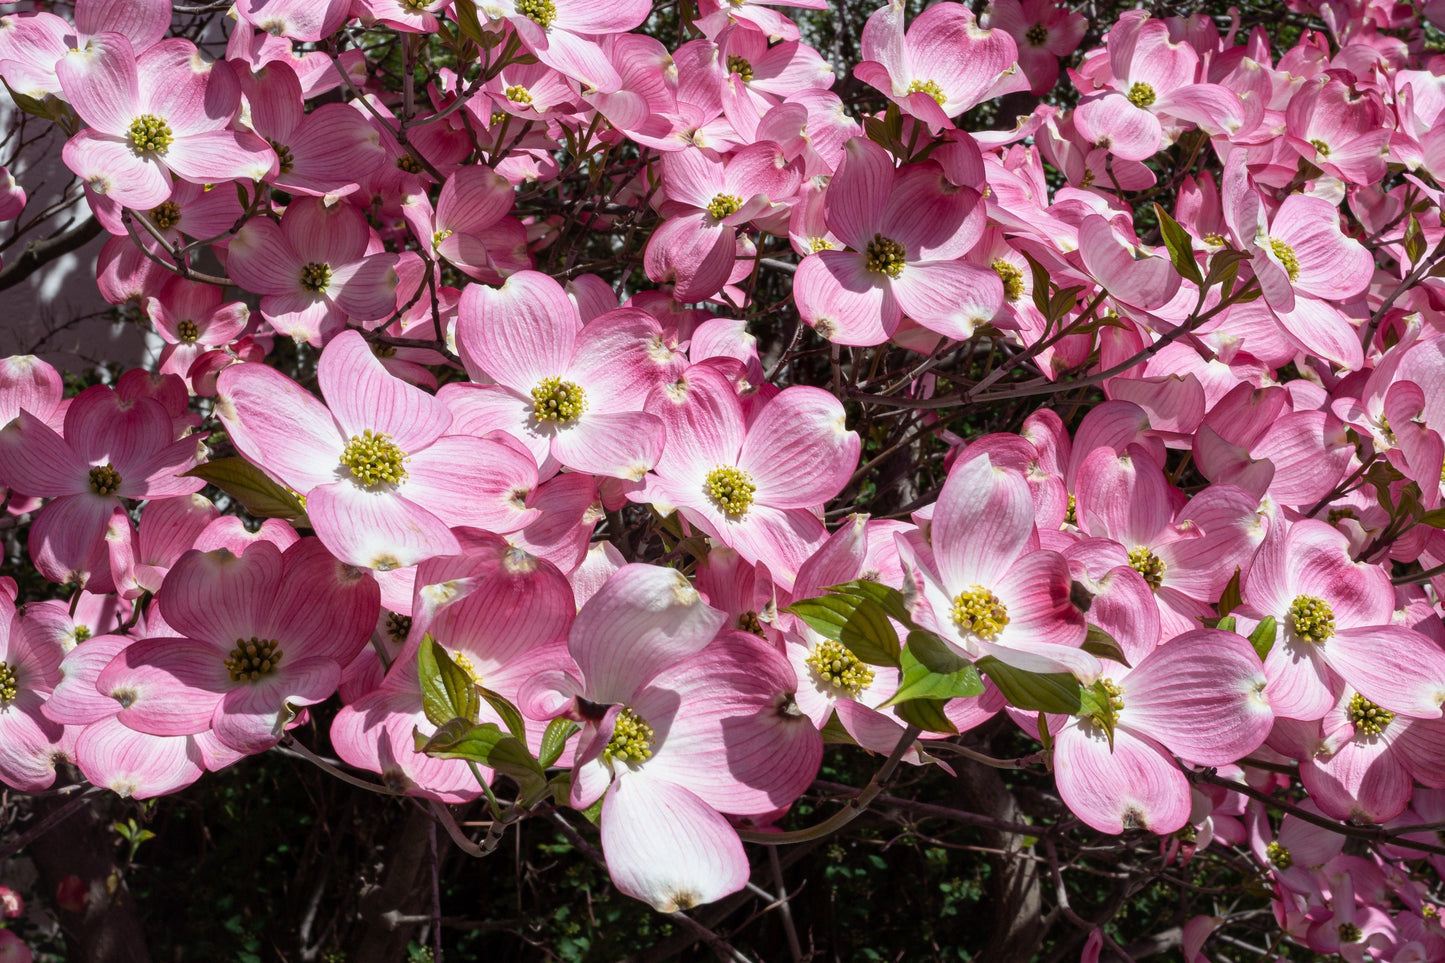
[[1325, 627, 1445, 719], [660, 147, 727, 211], [160, 542, 286, 645], [436, 383, 552, 471], [121, 434, 206, 500], [215, 362, 345, 492], [823, 138, 894, 250], [1075, 445, 1174, 548], [599, 770, 750, 912], [554, 0, 652, 33], [281, 195, 370, 266], [1286, 520, 1392, 627], [738, 387, 858, 509], [1121, 629, 1273, 764], [28, 494, 117, 586], [639, 632, 822, 815], [75, 715, 205, 799], [75, 0, 172, 52], [55, 32, 139, 135], [224, 218, 304, 296], [164, 128, 277, 184], [888, 258, 1004, 340], [263, 538, 380, 666], [549, 410, 666, 481], [1072, 93, 1163, 161], [933, 454, 1036, 590], [403, 434, 541, 534], [907, 3, 1019, 117], [279, 103, 387, 195], [44, 634, 135, 726], [569, 564, 727, 705], [306, 481, 460, 571], [647, 363, 748, 483], [0, 410, 87, 497], [527, 23, 623, 93], [682, 502, 827, 592], [99, 636, 231, 737], [211, 656, 342, 754], [643, 211, 736, 304], [793, 249, 899, 346], [318, 330, 451, 449], [1392, 716, 1445, 788], [456, 271, 579, 391], [62, 131, 172, 209], [991, 550, 1087, 651], [235, 0, 351, 42], [1271, 194, 1374, 301], [1053, 719, 1191, 834], [258, 292, 342, 346], [0, 691, 65, 791], [437, 166, 516, 234], [1076, 214, 1180, 309], [328, 254, 403, 323], [1262, 631, 1335, 721], [1272, 296, 1364, 372], [1301, 731, 1412, 823], [136, 38, 237, 135], [568, 308, 680, 411]]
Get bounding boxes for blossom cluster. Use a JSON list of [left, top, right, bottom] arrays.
[[1, 0, 1445, 957]]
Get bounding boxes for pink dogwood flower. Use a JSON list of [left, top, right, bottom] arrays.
[[0, 584, 69, 791]]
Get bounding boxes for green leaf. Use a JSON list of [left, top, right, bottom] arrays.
[[1248, 616, 1277, 660], [1214, 615, 1237, 633], [824, 580, 915, 627], [976, 657, 1083, 714], [785, 595, 902, 667], [415, 720, 545, 791], [452, 0, 488, 46], [1024, 251, 1052, 317], [417, 634, 480, 727], [1417, 508, 1445, 529], [184, 458, 307, 520], [877, 632, 984, 709], [1154, 203, 1203, 285], [539, 718, 579, 769], [1217, 567, 1243, 618], [1081, 624, 1130, 668], [895, 698, 955, 734], [1077, 682, 1117, 750], [1048, 285, 1086, 323], [1406, 213, 1427, 266], [479, 687, 527, 741]]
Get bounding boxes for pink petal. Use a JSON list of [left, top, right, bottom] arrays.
[[99, 636, 230, 736], [318, 330, 450, 449], [307, 481, 459, 571], [738, 387, 858, 509], [75, 715, 204, 798], [933, 454, 1036, 590], [1053, 719, 1191, 834], [216, 362, 344, 491], [456, 271, 579, 392]]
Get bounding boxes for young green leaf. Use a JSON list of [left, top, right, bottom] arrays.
[[1081, 624, 1130, 668], [417, 634, 480, 727], [539, 718, 580, 769], [976, 657, 1083, 714], [184, 458, 307, 520], [786, 595, 902, 667], [1153, 203, 1204, 285], [479, 687, 528, 742], [1248, 616, 1277, 660]]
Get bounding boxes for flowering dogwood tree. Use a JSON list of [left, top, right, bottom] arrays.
[[3, 0, 1445, 959]]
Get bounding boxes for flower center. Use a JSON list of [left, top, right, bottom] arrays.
[[300, 262, 332, 293], [0, 662, 16, 705], [1064, 493, 1078, 526], [809, 236, 835, 252], [1337, 922, 1361, 944], [738, 611, 767, 637], [906, 78, 947, 105], [1089, 677, 1126, 729], [385, 612, 412, 642], [1025, 23, 1049, 46], [269, 139, 295, 175], [402, 0, 430, 10], [1310, 139, 1331, 158], [706, 193, 743, 220], [1265, 841, 1292, 869], [1126, 81, 1156, 109], [505, 84, 532, 104], [705, 465, 756, 517], [1269, 238, 1300, 283], [602, 707, 654, 763], [992, 259, 1024, 302], [432, 229, 453, 250], [127, 113, 173, 155], [530, 376, 587, 423], [398, 154, 427, 174], [1288, 594, 1334, 643], [74, 625, 92, 643], [951, 585, 1009, 641], [224, 636, 283, 683], [452, 650, 482, 686], [865, 234, 906, 278], [515, 0, 556, 28], [339, 429, 409, 486], [806, 638, 875, 696], [88, 463, 122, 496], [726, 55, 754, 82], [1348, 693, 1394, 736], [177, 319, 200, 343], [150, 200, 182, 232], [1128, 546, 1166, 591]]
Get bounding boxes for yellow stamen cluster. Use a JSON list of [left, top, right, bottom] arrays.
[[515, 0, 556, 28], [269, 139, 295, 175], [452, 650, 482, 686], [89, 463, 122, 497], [951, 585, 1009, 641], [0, 661, 16, 704], [705, 465, 756, 517], [1126, 82, 1156, 108], [1288, 594, 1334, 643], [150, 201, 182, 232], [74, 625, 92, 643], [809, 236, 835, 253], [1266, 841, 1292, 869], [737, 611, 767, 637], [1270, 238, 1300, 282], [602, 708, 655, 763], [505, 84, 532, 104], [1090, 677, 1126, 729], [432, 229, 453, 250], [530, 376, 588, 423], [1348, 693, 1394, 736], [706, 193, 743, 220], [1337, 923, 1362, 944], [865, 233, 906, 278], [1025, 23, 1049, 46], [1128, 546, 1166, 591], [300, 261, 332, 293], [339, 429, 409, 486], [1203, 232, 1226, 246], [225, 636, 283, 682], [396, 154, 425, 173], [907, 78, 947, 105], [806, 639, 875, 696], [1311, 139, 1331, 158], [726, 55, 754, 82], [992, 259, 1025, 302], [1065, 493, 1078, 526], [177, 319, 201, 343], [127, 114, 173, 155]]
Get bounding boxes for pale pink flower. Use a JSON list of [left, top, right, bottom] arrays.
[[0, 588, 69, 791]]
